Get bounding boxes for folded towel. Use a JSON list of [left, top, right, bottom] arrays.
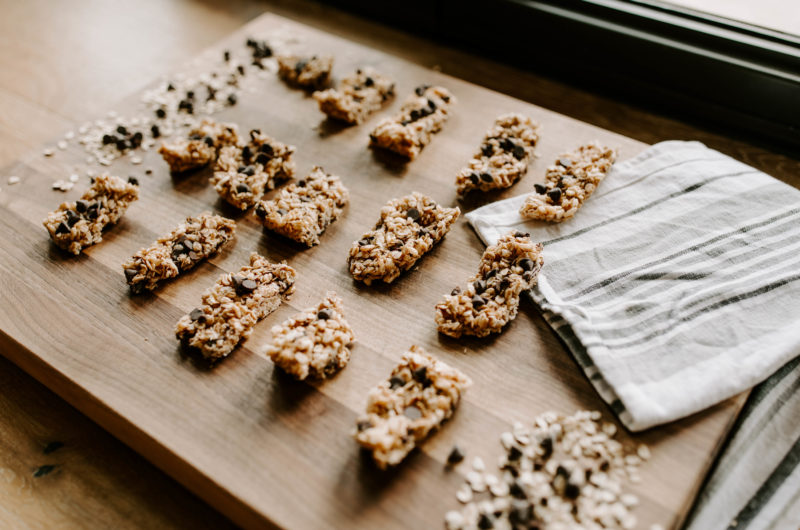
[[466, 140, 800, 431]]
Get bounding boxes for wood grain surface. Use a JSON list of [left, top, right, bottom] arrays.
[[0, 11, 749, 530], [2, 1, 797, 528]]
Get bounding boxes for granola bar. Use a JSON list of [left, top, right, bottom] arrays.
[[175, 253, 296, 361], [254, 166, 349, 247], [519, 142, 617, 222], [312, 67, 395, 124], [122, 213, 236, 294], [212, 129, 296, 210], [435, 231, 543, 338], [369, 85, 455, 159], [266, 292, 355, 380], [348, 192, 460, 285], [456, 113, 540, 196], [43, 174, 139, 255], [355, 345, 471, 469], [158, 119, 239, 173], [277, 54, 333, 90]]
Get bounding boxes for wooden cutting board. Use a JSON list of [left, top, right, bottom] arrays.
[[0, 12, 744, 530]]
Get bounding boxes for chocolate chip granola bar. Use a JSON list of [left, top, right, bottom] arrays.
[[43, 174, 139, 255], [254, 166, 348, 247], [435, 232, 543, 338], [355, 345, 471, 469], [266, 292, 355, 380], [122, 213, 236, 294], [519, 142, 616, 222], [277, 54, 333, 90], [369, 85, 455, 159], [348, 192, 460, 285], [456, 114, 540, 196], [212, 129, 296, 210], [158, 119, 239, 173], [313, 67, 395, 124], [175, 253, 296, 361]]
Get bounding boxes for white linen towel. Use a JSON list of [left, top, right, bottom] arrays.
[[466, 140, 800, 432]]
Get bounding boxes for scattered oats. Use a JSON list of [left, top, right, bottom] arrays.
[[57, 140, 68, 150], [99, 159, 111, 166], [621, 493, 639, 507], [64, 130, 75, 140], [51, 179, 74, 191], [43, 148, 54, 157], [86, 169, 95, 178], [472, 457, 485, 472], [466, 471, 486, 493], [500, 431, 515, 450], [7, 176, 20, 185], [456, 485, 473, 504], [637, 444, 651, 460], [69, 174, 79, 183], [444, 510, 464, 530], [131, 156, 143, 165]]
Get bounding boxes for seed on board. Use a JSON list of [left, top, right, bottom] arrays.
[[7, 176, 20, 185]]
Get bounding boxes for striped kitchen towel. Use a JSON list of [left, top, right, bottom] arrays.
[[465, 140, 800, 431]]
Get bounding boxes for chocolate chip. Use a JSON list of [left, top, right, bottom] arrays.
[[75, 200, 88, 214], [178, 99, 193, 113], [116, 125, 128, 136], [255, 204, 267, 218], [242, 165, 255, 176], [406, 207, 420, 222], [513, 145, 526, 160], [236, 65, 245, 76], [223, 50, 230, 62], [518, 258, 535, 271], [256, 152, 269, 165], [472, 294, 485, 308], [409, 109, 421, 121], [534, 183, 547, 194], [189, 308, 204, 321], [473, 280, 486, 294], [206, 85, 217, 100], [227, 93, 237, 106], [65, 210, 79, 226], [242, 145, 252, 160], [364, 76, 374, 87], [128, 177, 139, 186], [317, 309, 331, 320], [155, 108, 166, 119], [450, 286, 461, 296], [102, 134, 115, 145], [485, 269, 497, 278], [427, 98, 437, 110], [469, 173, 479, 184], [564, 482, 580, 499], [481, 144, 494, 157], [203, 136, 214, 147], [508, 445, 523, 461], [259, 143, 273, 155], [504, 481, 525, 500], [477, 513, 494, 529], [540, 436, 554, 459], [236, 183, 250, 194], [498, 279, 510, 292], [547, 188, 562, 202], [509, 504, 532, 524], [115, 139, 128, 151], [166, 82, 175, 91], [403, 405, 422, 421], [389, 375, 406, 389], [414, 84, 430, 96], [123, 268, 138, 282], [130, 131, 143, 148], [296, 179, 306, 187], [412, 366, 427, 384], [151, 124, 161, 138], [480, 172, 493, 182], [500, 138, 514, 151], [558, 157, 572, 168], [447, 445, 465, 465], [356, 420, 372, 432]]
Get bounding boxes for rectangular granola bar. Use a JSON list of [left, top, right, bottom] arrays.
[[122, 213, 236, 294], [435, 231, 543, 338], [253, 166, 348, 247], [456, 113, 540, 196], [43, 174, 139, 255], [348, 192, 460, 285], [175, 253, 296, 361], [368, 84, 455, 159], [266, 292, 355, 380], [158, 119, 239, 173], [519, 142, 616, 222], [212, 129, 296, 210], [355, 345, 471, 469], [277, 54, 333, 90], [313, 67, 395, 124]]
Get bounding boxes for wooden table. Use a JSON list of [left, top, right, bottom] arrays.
[[0, 1, 797, 528]]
